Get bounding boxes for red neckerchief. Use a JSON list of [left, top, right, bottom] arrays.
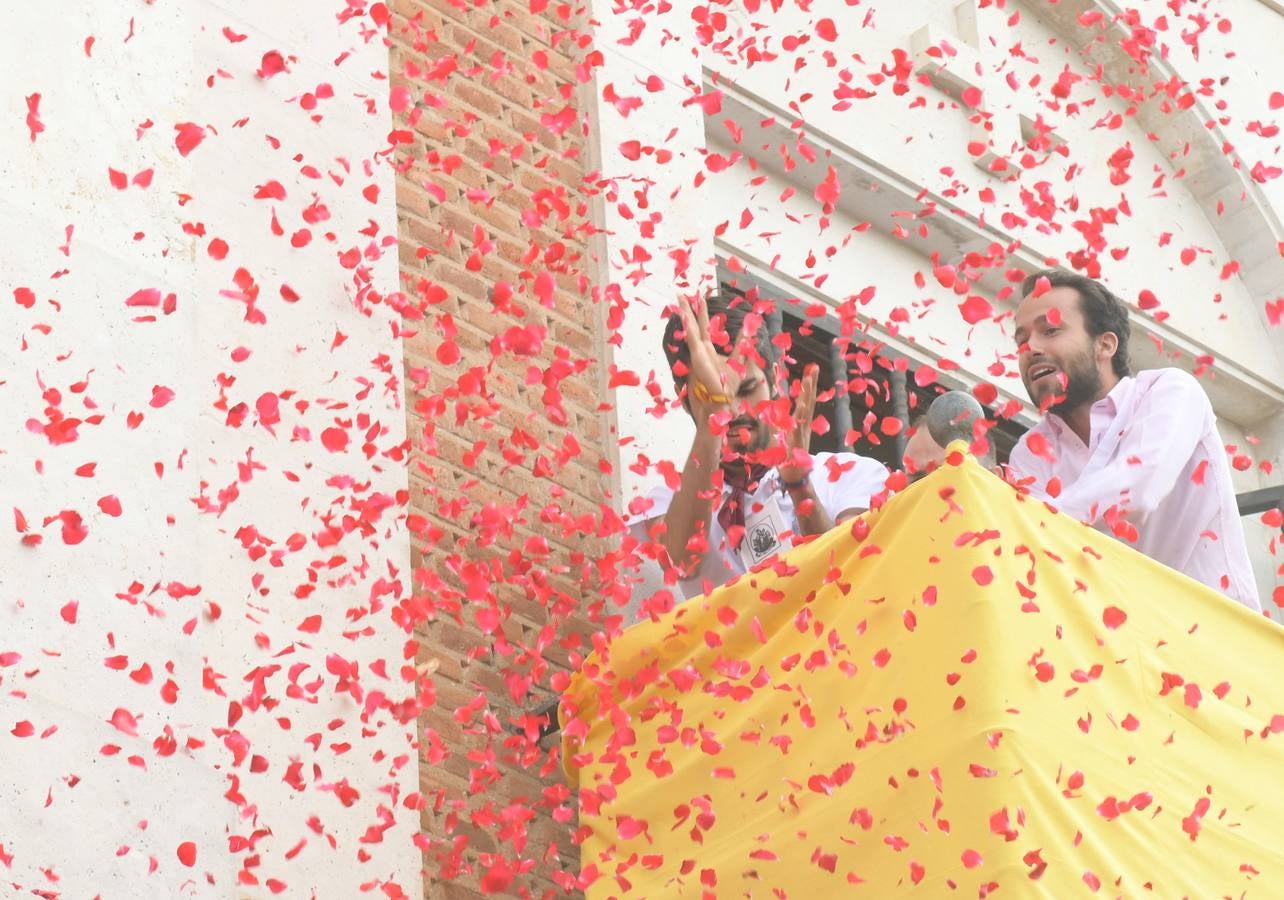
[[717, 457, 770, 547]]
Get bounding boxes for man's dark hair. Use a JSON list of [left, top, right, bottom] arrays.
[[661, 290, 777, 404], [1021, 269, 1131, 378]]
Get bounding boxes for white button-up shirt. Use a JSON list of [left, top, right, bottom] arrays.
[[1008, 369, 1261, 611], [633, 451, 889, 600]]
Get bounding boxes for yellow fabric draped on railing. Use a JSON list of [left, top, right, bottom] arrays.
[[563, 452, 1284, 897]]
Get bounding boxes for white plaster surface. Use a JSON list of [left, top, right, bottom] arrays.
[[1, 3, 422, 897]]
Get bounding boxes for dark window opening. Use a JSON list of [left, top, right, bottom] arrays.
[[718, 277, 1027, 471]]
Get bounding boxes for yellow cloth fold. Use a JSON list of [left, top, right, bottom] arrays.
[[564, 454, 1284, 896]]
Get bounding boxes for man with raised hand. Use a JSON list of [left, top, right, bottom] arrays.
[[634, 290, 889, 600], [1007, 269, 1260, 611]]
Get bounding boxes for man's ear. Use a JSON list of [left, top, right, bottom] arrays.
[[1096, 331, 1119, 363], [768, 360, 786, 399]]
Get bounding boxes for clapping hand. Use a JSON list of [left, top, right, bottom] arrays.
[[778, 364, 818, 485], [676, 293, 754, 423]]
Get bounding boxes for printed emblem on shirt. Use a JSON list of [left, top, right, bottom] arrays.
[[740, 496, 790, 569]]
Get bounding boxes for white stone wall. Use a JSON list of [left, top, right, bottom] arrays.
[[1, 4, 422, 897]]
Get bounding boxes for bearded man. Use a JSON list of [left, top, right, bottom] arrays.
[[633, 291, 888, 600], [1008, 269, 1260, 611]]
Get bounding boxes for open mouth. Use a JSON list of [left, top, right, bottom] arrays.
[[727, 417, 758, 442], [1028, 364, 1060, 385]]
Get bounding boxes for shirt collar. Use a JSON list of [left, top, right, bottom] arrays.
[[1101, 375, 1131, 409], [1043, 376, 1132, 434]]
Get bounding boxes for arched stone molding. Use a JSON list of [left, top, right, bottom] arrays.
[[1024, 0, 1284, 397], [705, 73, 1284, 427]]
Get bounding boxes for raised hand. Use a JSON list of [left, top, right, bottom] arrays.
[[677, 293, 746, 422], [778, 364, 819, 484]]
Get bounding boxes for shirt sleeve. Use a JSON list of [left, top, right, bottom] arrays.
[[634, 481, 676, 525], [813, 452, 889, 517], [1054, 370, 1210, 523], [1007, 428, 1053, 491]]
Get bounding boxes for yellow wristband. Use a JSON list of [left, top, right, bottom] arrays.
[[690, 381, 732, 405]]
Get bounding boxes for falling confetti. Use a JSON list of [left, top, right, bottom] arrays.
[[3, 0, 1282, 897]]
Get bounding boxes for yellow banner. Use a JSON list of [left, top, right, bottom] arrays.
[[564, 454, 1284, 896]]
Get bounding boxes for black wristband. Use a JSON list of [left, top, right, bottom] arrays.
[[780, 476, 809, 492]]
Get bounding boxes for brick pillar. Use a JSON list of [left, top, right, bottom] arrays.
[[390, 0, 612, 895]]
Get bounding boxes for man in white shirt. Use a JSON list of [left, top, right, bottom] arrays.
[[1007, 269, 1261, 611], [631, 291, 888, 600]]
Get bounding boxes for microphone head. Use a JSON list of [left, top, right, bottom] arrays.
[[926, 390, 984, 449]]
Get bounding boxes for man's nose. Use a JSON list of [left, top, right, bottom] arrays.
[[728, 396, 755, 420]]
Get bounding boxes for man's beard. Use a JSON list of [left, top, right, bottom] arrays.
[[727, 417, 771, 455], [1047, 348, 1103, 417]]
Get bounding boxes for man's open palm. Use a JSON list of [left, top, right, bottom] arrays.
[[779, 364, 818, 483]]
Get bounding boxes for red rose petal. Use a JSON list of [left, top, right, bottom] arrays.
[[177, 841, 197, 867], [59, 511, 88, 545], [959, 295, 993, 324], [109, 708, 139, 737], [149, 386, 175, 408], [126, 288, 161, 308], [320, 427, 348, 452], [25, 93, 44, 142], [257, 50, 288, 79], [173, 122, 206, 157]]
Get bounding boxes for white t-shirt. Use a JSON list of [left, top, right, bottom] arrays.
[[630, 451, 890, 599]]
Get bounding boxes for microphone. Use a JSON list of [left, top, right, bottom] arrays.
[[926, 390, 984, 450]]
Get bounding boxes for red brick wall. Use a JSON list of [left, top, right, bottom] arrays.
[[389, 0, 610, 895]]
